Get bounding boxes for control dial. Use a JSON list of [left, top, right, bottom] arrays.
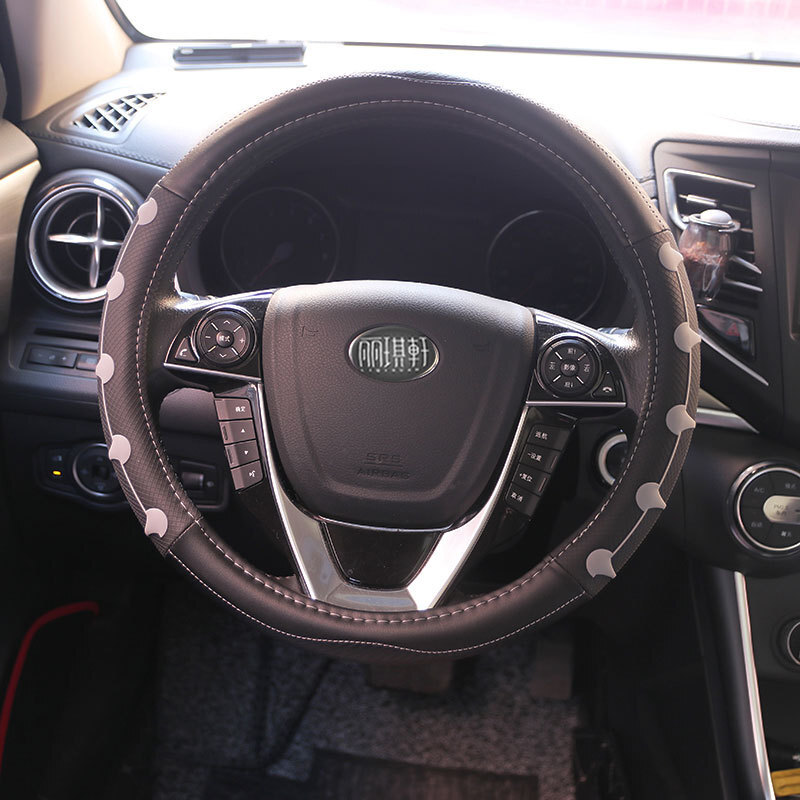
[[539, 337, 600, 397], [733, 465, 800, 552], [197, 308, 255, 366]]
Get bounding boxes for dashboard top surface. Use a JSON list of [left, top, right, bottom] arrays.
[[21, 40, 800, 184]]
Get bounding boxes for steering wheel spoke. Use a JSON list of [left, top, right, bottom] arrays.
[[227, 382, 533, 612], [159, 290, 271, 388], [527, 309, 637, 417]]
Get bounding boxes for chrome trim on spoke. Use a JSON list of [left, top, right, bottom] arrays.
[[247, 380, 530, 612], [164, 362, 260, 382], [734, 572, 776, 800]]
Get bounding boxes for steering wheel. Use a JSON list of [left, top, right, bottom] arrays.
[[97, 74, 699, 659]]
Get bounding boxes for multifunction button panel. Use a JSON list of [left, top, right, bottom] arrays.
[[171, 307, 257, 370], [733, 465, 800, 552], [214, 396, 264, 490], [505, 422, 571, 518], [531, 333, 624, 403]]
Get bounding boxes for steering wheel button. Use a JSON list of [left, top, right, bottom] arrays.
[[560, 360, 578, 376], [528, 425, 570, 451], [592, 372, 618, 400], [216, 330, 235, 347], [225, 440, 260, 469], [560, 377, 582, 394], [543, 357, 560, 380], [513, 466, 548, 495], [557, 343, 582, 359], [578, 357, 598, 382], [215, 397, 253, 421], [520, 444, 559, 473], [505, 485, 540, 517], [219, 419, 256, 444], [231, 461, 263, 491]]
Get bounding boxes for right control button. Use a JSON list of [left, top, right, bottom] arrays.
[[539, 338, 600, 397]]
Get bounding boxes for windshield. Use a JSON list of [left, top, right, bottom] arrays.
[[116, 0, 800, 63]]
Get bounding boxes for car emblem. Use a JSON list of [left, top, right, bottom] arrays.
[[348, 325, 439, 382]]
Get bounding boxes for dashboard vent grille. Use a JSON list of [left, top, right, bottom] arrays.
[[72, 93, 163, 135], [27, 171, 141, 305], [664, 169, 761, 307]]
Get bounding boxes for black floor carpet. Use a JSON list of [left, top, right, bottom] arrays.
[[153, 581, 580, 800], [207, 749, 539, 799]]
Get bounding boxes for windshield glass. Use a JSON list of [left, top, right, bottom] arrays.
[[116, 0, 800, 63]]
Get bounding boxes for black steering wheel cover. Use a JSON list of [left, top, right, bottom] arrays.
[[97, 74, 699, 659]]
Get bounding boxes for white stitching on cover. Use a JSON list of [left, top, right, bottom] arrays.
[[170, 550, 584, 654], [193, 522, 554, 622]]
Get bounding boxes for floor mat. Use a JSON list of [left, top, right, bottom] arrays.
[[207, 749, 540, 799], [154, 581, 580, 800]]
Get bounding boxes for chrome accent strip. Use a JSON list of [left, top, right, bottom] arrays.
[[783, 621, 800, 667], [730, 255, 762, 276], [663, 168, 756, 232], [247, 380, 530, 612], [164, 362, 260, 383], [596, 432, 627, 486], [700, 331, 769, 387], [696, 407, 758, 433], [722, 278, 763, 294], [526, 400, 626, 409], [734, 572, 776, 800]]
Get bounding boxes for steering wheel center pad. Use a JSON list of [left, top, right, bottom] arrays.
[[263, 280, 534, 529], [97, 73, 699, 659]]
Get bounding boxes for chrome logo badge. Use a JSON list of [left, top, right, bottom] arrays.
[[348, 326, 439, 382]]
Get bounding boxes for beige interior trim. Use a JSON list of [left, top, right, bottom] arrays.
[[0, 121, 40, 334], [6, 0, 131, 120]]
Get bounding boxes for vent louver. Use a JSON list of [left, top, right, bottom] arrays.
[[27, 171, 142, 305], [664, 169, 761, 307], [72, 93, 163, 135]]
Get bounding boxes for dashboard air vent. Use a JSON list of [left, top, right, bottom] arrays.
[[663, 169, 761, 306], [72, 93, 163, 135], [27, 171, 142, 305]]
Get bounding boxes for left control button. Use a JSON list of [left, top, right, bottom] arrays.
[[219, 419, 256, 444], [174, 336, 198, 363], [214, 397, 252, 421], [231, 461, 263, 490]]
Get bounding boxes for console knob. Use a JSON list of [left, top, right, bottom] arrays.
[[733, 465, 800, 552]]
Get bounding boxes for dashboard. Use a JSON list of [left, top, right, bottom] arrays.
[[183, 125, 623, 326]]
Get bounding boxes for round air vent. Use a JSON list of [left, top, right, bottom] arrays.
[[27, 170, 142, 304]]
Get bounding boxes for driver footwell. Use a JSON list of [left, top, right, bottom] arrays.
[[153, 582, 582, 800]]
